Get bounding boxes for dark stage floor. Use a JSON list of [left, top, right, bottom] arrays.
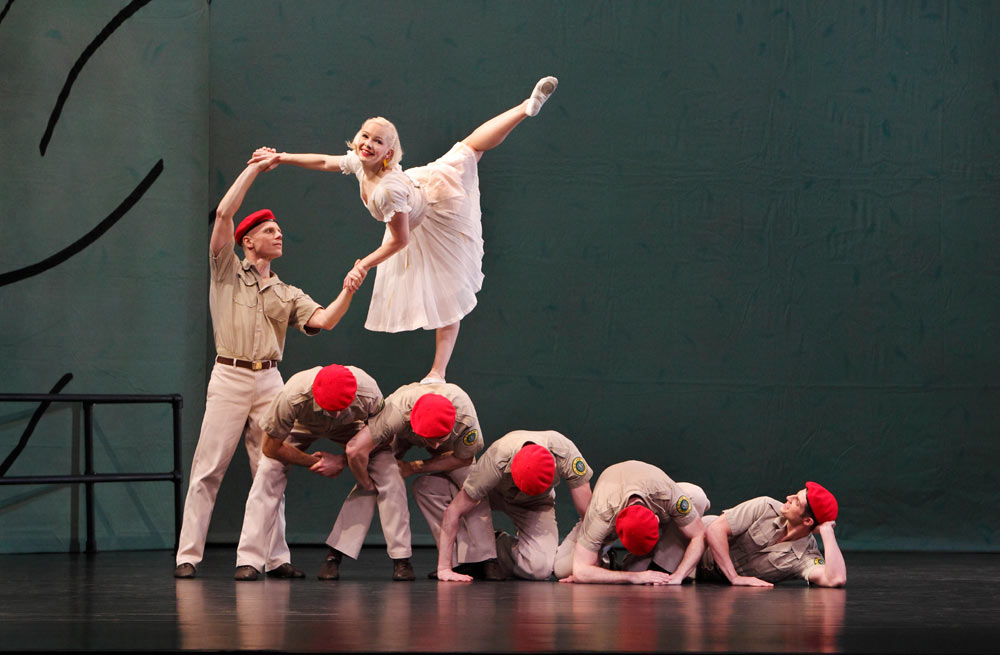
[[0, 547, 997, 653]]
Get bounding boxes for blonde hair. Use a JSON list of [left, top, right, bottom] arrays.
[[347, 116, 404, 169]]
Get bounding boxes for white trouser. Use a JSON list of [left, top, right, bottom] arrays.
[[325, 447, 413, 560], [234, 432, 319, 570], [175, 363, 286, 568]]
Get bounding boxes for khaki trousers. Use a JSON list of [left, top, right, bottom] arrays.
[[176, 363, 286, 568], [325, 447, 413, 560], [489, 491, 559, 580], [411, 467, 497, 565]]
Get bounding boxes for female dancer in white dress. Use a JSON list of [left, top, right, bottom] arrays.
[[251, 77, 558, 383]]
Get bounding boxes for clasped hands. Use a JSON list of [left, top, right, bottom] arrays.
[[344, 259, 368, 292]]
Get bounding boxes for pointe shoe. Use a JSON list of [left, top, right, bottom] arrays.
[[525, 76, 558, 117]]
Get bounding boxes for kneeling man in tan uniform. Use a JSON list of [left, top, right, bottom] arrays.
[[555, 460, 708, 585], [425, 429, 594, 582]]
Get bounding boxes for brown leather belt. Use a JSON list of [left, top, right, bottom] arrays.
[[215, 356, 278, 371]]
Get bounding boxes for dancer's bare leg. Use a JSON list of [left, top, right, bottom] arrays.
[[461, 77, 558, 161], [423, 322, 460, 383]]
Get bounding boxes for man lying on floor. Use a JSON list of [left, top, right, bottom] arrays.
[[697, 481, 847, 587]]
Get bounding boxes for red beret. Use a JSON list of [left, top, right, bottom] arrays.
[[410, 393, 456, 439], [510, 444, 556, 496], [805, 481, 838, 524], [312, 365, 357, 412], [615, 504, 660, 556], [235, 209, 276, 243]]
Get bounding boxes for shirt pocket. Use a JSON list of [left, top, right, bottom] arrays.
[[765, 551, 797, 581], [233, 272, 259, 308], [262, 285, 295, 323], [747, 520, 772, 547]]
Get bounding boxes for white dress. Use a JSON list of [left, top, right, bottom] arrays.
[[341, 142, 485, 332]]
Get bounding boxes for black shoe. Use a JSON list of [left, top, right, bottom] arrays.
[[452, 562, 480, 577], [318, 548, 342, 580], [266, 563, 305, 579], [234, 565, 260, 581], [174, 563, 196, 579], [482, 558, 507, 581], [392, 558, 415, 581], [600, 547, 620, 571]]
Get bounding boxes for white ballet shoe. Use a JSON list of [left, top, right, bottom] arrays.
[[525, 76, 558, 117], [420, 377, 446, 385]]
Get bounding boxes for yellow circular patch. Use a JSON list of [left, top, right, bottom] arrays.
[[377, 398, 385, 413], [813, 557, 825, 566], [676, 495, 692, 515], [572, 457, 587, 475], [462, 429, 478, 446]]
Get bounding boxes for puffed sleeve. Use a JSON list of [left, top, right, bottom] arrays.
[[340, 149, 362, 176], [369, 173, 413, 223]]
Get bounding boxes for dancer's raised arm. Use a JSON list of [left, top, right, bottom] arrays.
[[248, 147, 347, 173]]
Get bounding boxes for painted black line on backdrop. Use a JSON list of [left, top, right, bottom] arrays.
[[0, 1, 15, 27], [0, 374, 73, 477], [39, 0, 154, 156], [0, 159, 163, 287]]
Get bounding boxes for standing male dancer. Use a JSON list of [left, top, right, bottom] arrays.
[[174, 154, 359, 578]]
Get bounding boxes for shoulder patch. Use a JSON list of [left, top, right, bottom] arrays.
[[462, 429, 478, 446], [376, 398, 385, 414], [813, 557, 825, 566], [676, 495, 692, 515], [572, 457, 588, 476]]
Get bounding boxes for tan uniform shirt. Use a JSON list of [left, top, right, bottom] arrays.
[[462, 430, 592, 509], [578, 460, 697, 553], [701, 496, 824, 583], [368, 382, 483, 460], [209, 247, 321, 360], [259, 366, 384, 445]]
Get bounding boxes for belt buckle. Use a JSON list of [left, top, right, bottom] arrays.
[[252, 361, 263, 371]]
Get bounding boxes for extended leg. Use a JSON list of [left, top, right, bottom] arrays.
[[461, 77, 558, 158]]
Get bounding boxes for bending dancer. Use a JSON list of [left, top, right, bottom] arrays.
[[232, 364, 400, 581], [321, 381, 489, 581], [174, 155, 356, 579], [554, 461, 709, 585], [249, 76, 559, 383], [698, 482, 846, 587]]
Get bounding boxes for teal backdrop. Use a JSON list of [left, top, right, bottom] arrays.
[[1, 1, 997, 554]]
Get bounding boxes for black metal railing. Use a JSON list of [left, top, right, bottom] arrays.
[[0, 393, 183, 553]]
